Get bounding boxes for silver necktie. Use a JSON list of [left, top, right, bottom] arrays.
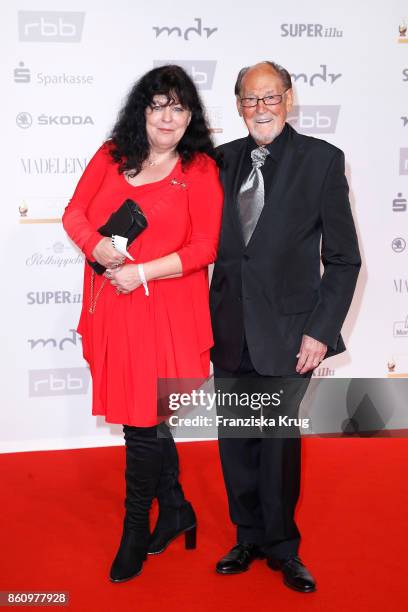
[[238, 146, 270, 245]]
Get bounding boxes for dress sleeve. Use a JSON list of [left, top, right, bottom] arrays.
[[62, 143, 111, 260], [176, 156, 224, 275]]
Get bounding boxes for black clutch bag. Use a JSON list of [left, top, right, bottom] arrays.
[[87, 198, 148, 275]]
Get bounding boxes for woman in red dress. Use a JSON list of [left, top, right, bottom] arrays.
[[62, 65, 223, 582]]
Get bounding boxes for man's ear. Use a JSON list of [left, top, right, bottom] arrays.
[[285, 88, 294, 114]]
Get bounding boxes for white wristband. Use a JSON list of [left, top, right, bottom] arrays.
[[137, 263, 149, 297]]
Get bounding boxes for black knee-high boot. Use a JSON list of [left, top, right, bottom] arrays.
[[110, 425, 162, 583], [148, 423, 196, 555]]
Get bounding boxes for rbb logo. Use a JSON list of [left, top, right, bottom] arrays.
[[153, 60, 216, 90], [300, 112, 331, 128], [400, 148, 408, 175], [28, 368, 90, 397], [191, 66, 210, 87], [18, 11, 85, 42], [288, 106, 340, 134]]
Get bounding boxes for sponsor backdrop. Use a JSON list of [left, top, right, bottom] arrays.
[[1, 0, 407, 452]]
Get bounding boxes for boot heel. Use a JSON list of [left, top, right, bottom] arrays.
[[184, 525, 197, 550]]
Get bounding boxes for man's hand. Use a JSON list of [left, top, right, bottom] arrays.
[[92, 237, 125, 268], [296, 334, 327, 375], [105, 264, 142, 294]]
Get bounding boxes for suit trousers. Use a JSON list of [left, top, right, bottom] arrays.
[[214, 340, 311, 559]]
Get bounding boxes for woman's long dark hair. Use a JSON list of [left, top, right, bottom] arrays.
[[109, 65, 220, 174]]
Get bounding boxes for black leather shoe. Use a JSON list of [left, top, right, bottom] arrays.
[[216, 544, 264, 575], [267, 556, 316, 592], [148, 501, 197, 555]]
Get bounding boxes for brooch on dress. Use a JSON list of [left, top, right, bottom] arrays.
[[170, 178, 187, 189]]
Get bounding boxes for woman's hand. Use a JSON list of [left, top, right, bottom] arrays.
[[105, 264, 142, 294], [92, 237, 125, 268]]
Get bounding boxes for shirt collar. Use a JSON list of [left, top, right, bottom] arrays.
[[247, 122, 289, 163]]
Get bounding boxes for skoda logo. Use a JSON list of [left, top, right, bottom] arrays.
[[392, 237, 406, 253], [16, 112, 32, 129]]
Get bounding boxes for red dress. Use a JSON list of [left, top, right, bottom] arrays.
[[62, 143, 223, 426]]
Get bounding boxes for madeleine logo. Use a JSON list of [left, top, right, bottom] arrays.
[[20, 158, 87, 175], [393, 279, 408, 293], [387, 358, 396, 373], [18, 11, 85, 43], [398, 20, 408, 43], [19, 202, 28, 217], [205, 106, 223, 134], [387, 357, 408, 378], [18, 196, 72, 225], [393, 316, 408, 338]]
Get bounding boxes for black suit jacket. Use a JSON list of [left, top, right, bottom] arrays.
[[210, 124, 361, 375]]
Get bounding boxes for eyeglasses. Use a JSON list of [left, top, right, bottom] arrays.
[[239, 90, 289, 108]]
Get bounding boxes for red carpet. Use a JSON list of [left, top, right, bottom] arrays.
[[1, 439, 407, 611]]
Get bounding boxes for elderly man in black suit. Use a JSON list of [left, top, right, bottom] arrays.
[[210, 61, 361, 592]]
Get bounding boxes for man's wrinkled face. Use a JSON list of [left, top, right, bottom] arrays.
[[236, 66, 293, 145]]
